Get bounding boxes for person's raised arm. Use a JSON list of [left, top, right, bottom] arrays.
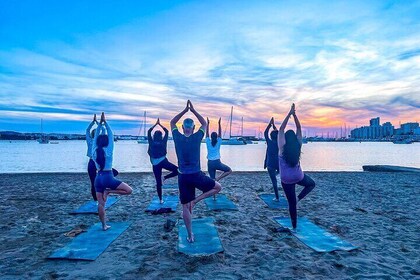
[[206, 118, 210, 138], [170, 102, 189, 131], [279, 104, 294, 132], [292, 111, 302, 143], [92, 115, 102, 152], [189, 100, 207, 132], [264, 118, 273, 140], [218, 118, 222, 138], [278, 104, 295, 154], [86, 114, 96, 139], [101, 113, 114, 149], [272, 119, 278, 131], [159, 119, 169, 141], [148, 119, 159, 141]]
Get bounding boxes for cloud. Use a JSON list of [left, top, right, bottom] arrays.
[[1, 0, 420, 135]]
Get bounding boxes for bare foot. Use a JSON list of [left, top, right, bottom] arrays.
[[272, 197, 279, 202], [187, 233, 195, 243], [102, 225, 111, 231], [160, 199, 164, 204]]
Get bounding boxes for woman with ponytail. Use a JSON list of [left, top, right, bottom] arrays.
[[93, 112, 133, 231], [278, 104, 316, 229], [206, 117, 232, 199]]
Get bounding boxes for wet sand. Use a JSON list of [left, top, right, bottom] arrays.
[[0, 172, 419, 279]]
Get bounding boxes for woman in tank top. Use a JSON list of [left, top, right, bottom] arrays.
[[278, 104, 316, 229]]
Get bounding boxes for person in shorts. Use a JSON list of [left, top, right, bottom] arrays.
[[170, 100, 222, 243]]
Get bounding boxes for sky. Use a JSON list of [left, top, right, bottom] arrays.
[[1, 0, 420, 136]]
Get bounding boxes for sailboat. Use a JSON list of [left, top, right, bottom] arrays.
[[239, 116, 254, 144], [37, 119, 49, 144], [221, 106, 246, 145], [137, 111, 148, 144]]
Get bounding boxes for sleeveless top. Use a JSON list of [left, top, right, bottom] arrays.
[[279, 156, 304, 184]]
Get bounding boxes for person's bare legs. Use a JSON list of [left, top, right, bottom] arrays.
[[97, 192, 110, 231], [213, 170, 231, 199], [182, 203, 194, 242], [192, 181, 222, 209], [104, 182, 133, 199], [215, 170, 232, 182], [183, 181, 222, 242]]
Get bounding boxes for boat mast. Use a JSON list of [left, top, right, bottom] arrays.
[[241, 117, 244, 137], [143, 111, 147, 137], [229, 106, 233, 138], [41, 118, 44, 138]]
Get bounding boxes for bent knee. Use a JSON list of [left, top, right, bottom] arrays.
[[126, 187, 133, 195], [214, 181, 222, 192]]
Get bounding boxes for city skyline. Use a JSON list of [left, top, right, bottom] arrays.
[[1, 0, 420, 135]]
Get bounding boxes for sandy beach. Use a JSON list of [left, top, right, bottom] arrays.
[[0, 171, 419, 279]]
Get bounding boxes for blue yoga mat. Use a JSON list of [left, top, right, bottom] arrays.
[[70, 196, 120, 214], [162, 183, 178, 189], [273, 217, 358, 252], [48, 222, 131, 261], [178, 217, 224, 256], [145, 195, 179, 212], [259, 193, 288, 209], [204, 194, 238, 211]]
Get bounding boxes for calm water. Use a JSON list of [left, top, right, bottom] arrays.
[[0, 140, 419, 173]]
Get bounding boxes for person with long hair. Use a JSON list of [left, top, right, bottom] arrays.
[[170, 100, 222, 243], [206, 117, 232, 199], [148, 118, 179, 203], [93, 112, 133, 231], [86, 114, 98, 201], [278, 104, 316, 229], [264, 117, 280, 201]]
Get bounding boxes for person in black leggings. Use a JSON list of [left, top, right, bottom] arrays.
[[148, 118, 179, 203], [264, 117, 280, 201], [278, 104, 316, 229]]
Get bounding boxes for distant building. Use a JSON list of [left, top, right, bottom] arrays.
[[351, 118, 419, 140], [401, 122, 419, 135], [369, 117, 380, 127], [382, 122, 394, 137], [351, 117, 394, 140]]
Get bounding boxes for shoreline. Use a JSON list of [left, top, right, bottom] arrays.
[[0, 170, 372, 175]]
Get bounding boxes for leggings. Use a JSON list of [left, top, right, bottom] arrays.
[[281, 174, 316, 228], [267, 167, 280, 200], [208, 159, 231, 180], [88, 159, 97, 201], [88, 158, 119, 201], [153, 158, 179, 200]]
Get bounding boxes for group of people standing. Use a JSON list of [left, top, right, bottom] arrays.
[[85, 101, 315, 240]]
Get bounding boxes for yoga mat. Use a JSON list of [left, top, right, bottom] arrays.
[[259, 193, 288, 209], [48, 222, 131, 261], [70, 196, 120, 214], [145, 195, 179, 212], [162, 183, 178, 189], [273, 217, 358, 252], [204, 194, 238, 211], [178, 217, 224, 256]]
